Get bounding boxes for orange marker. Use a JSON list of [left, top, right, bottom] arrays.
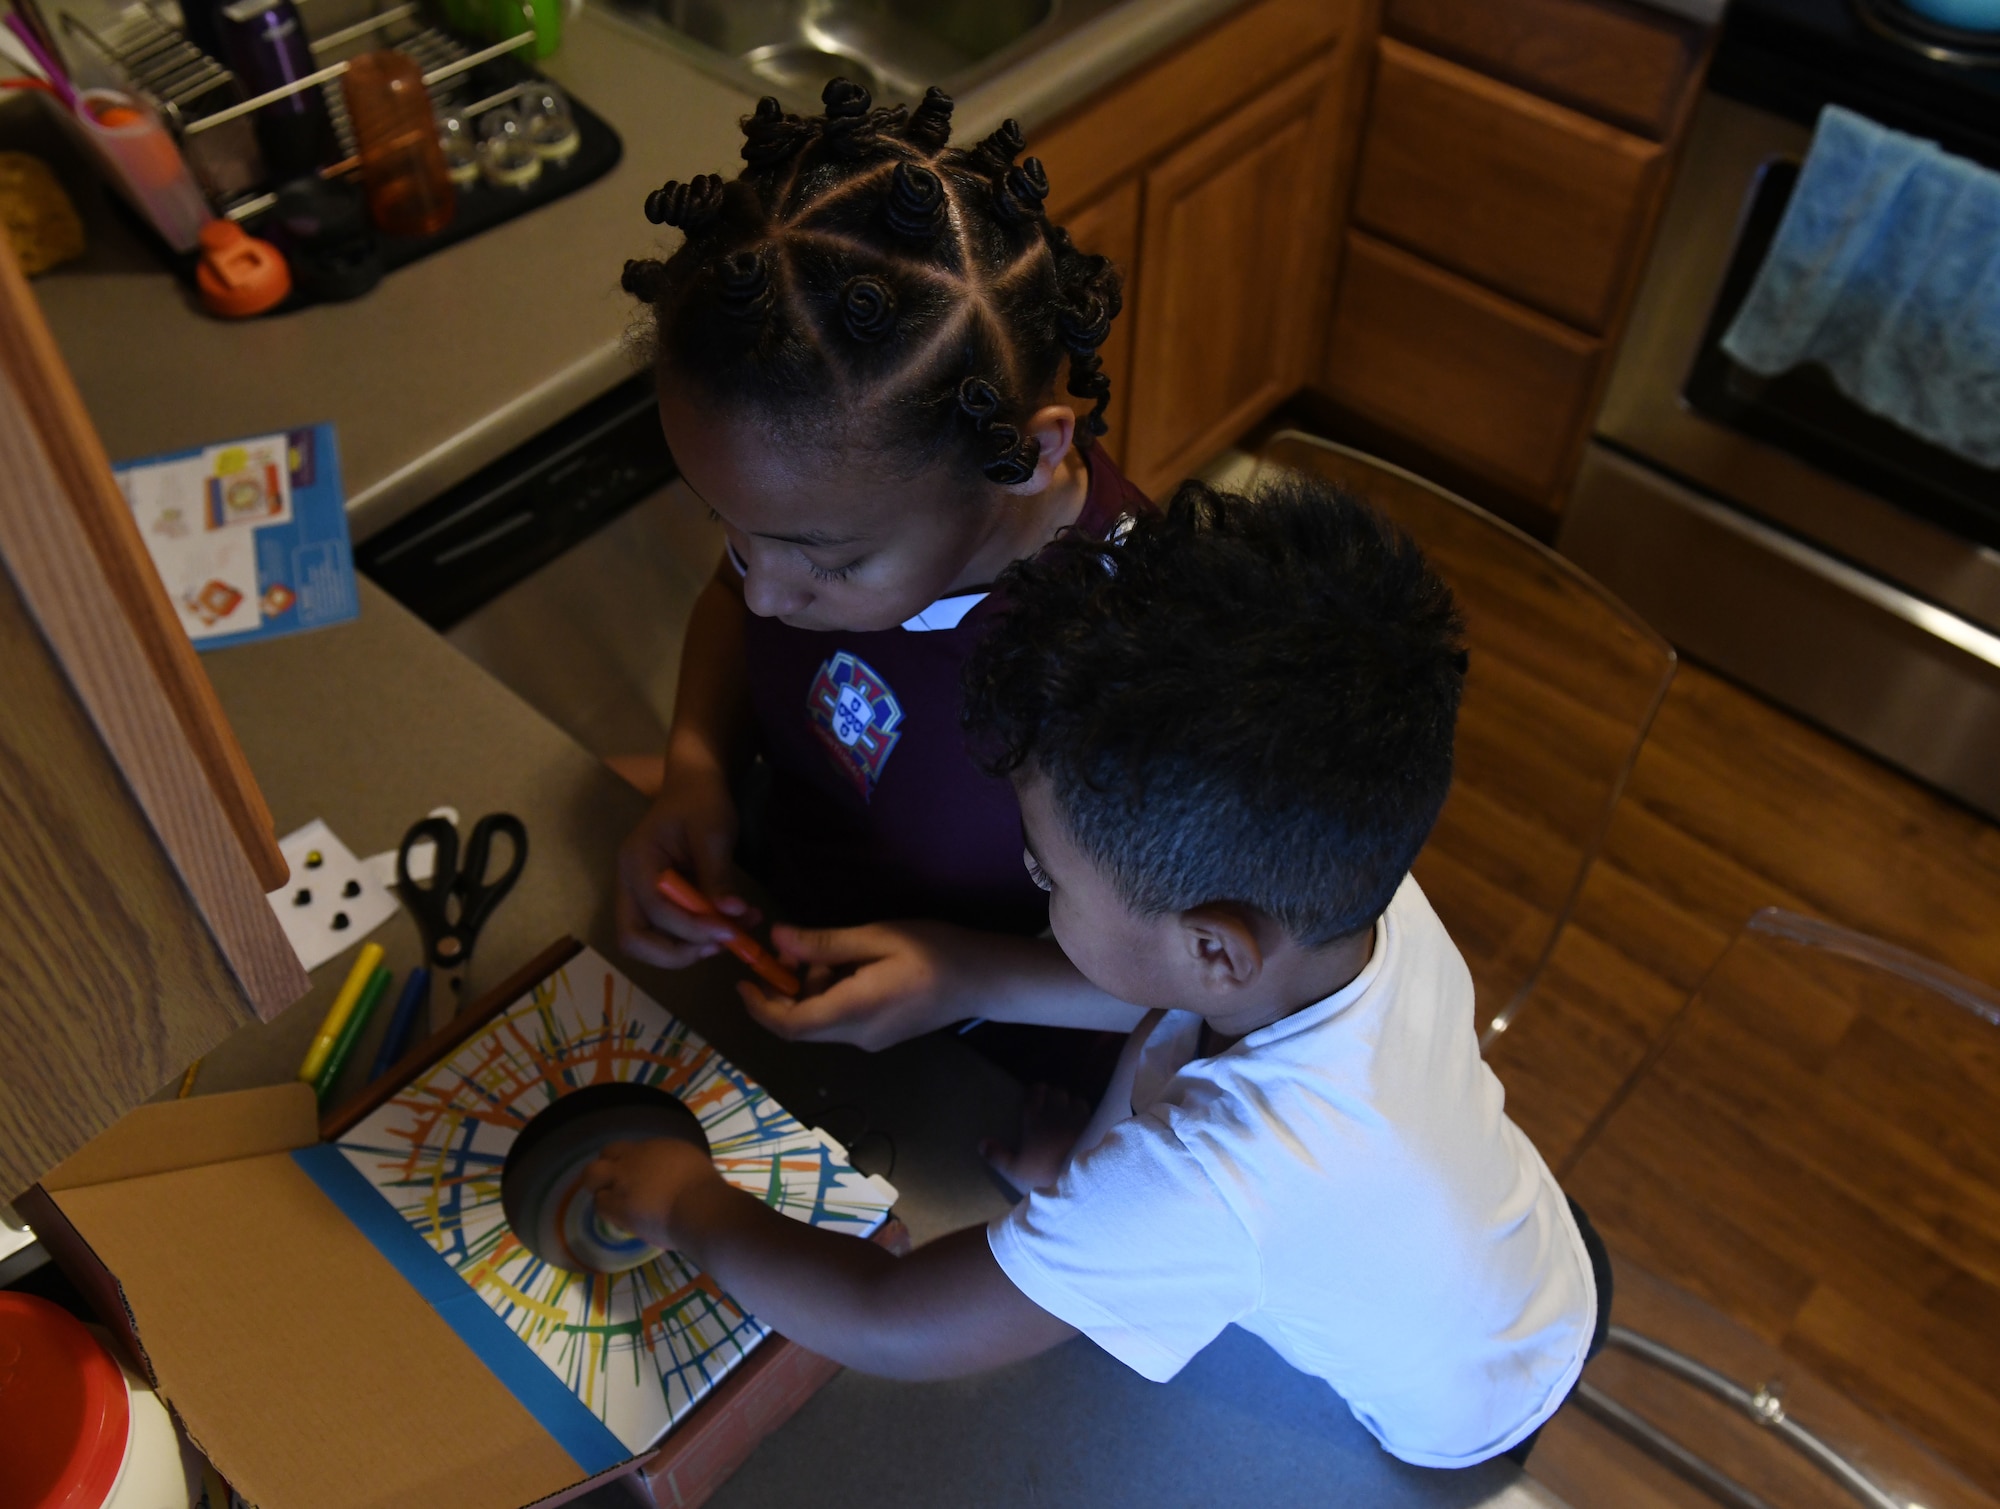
[[656, 869, 800, 996]]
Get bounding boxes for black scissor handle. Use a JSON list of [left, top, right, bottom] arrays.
[[397, 816, 461, 925], [456, 813, 528, 942], [395, 812, 527, 972]]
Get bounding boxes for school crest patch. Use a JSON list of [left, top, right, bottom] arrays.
[[807, 651, 905, 799]]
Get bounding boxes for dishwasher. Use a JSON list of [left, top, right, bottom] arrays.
[[357, 376, 719, 767]]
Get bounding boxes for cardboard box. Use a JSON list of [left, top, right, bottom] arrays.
[[20, 939, 906, 1509]]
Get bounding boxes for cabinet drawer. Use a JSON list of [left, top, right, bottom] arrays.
[[1386, 0, 1703, 139], [1321, 232, 1601, 499], [1354, 39, 1661, 333]]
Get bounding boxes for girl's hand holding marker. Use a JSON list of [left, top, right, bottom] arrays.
[[654, 868, 799, 995], [616, 740, 753, 970]]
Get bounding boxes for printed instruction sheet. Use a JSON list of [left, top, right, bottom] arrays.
[[115, 424, 359, 650]]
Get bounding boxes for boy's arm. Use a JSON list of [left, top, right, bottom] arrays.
[[742, 922, 1148, 1050], [585, 1139, 1076, 1379]]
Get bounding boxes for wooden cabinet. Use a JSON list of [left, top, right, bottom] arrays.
[[1323, 233, 1602, 497], [1316, 0, 1709, 524], [1124, 59, 1342, 490], [1038, 0, 1367, 498], [1059, 179, 1141, 469], [1033, 0, 1706, 515], [1354, 40, 1661, 332], [1386, 0, 1702, 140], [1036, 0, 1348, 217]]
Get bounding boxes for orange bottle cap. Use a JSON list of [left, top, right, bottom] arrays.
[[0, 1293, 132, 1509], [196, 218, 292, 318]]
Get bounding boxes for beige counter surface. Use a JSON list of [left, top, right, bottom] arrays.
[[24, 0, 1244, 540]]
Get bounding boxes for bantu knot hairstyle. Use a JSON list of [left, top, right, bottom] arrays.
[[820, 77, 903, 159], [822, 77, 871, 117], [885, 161, 945, 239], [958, 377, 1040, 484], [716, 249, 773, 321], [644, 173, 724, 229], [904, 86, 953, 151], [841, 275, 896, 342], [741, 96, 810, 167], [971, 118, 1025, 175], [622, 78, 1126, 484], [993, 157, 1049, 224], [962, 475, 1469, 945]]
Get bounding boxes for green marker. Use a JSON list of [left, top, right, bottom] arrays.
[[315, 966, 393, 1106]]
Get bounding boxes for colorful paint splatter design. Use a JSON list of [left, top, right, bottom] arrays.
[[335, 947, 897, 1452]]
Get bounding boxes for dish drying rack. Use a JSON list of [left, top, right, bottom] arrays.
[[58, 0, 548, 221]]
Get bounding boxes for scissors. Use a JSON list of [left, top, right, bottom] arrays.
[[396, 812, 528, 1009]]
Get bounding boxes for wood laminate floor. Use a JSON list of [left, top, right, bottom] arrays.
[[1484, 659, 2000, 1497], [1488, 661, 2000, 1169]]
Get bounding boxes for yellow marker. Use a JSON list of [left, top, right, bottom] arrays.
[[297, 942, 385, 1084], [176, 1059, 202, 1098]]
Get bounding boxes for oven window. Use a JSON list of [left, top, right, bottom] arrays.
[[1683, 159, 2000, 554]]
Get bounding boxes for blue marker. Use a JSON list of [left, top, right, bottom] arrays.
[[369, 967, 431, 1081]]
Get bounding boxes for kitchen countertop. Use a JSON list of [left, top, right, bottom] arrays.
[[21, 0, 1248, 541]]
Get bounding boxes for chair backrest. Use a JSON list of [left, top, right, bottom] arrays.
[[1558, 909, 2000, 1504], [1253, 432, 1676, 1045], [1535, 1247, 1996, 1509]]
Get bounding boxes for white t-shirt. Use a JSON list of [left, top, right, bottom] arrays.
[[987, 875, 1596, 1468]]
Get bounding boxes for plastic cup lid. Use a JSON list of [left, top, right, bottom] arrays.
[[0, 1293, 132, 1509]]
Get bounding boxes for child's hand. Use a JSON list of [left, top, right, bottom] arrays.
[[616, 745, 758, 969], [980, 1083, 1095, 1196], [737, 920, 977, 1050], [581, 1137, 721, 1250]]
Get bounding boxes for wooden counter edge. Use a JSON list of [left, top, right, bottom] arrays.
[[636, 1217, 914, 1509]]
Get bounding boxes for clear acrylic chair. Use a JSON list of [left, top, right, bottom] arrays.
[[1541, 910, 2000, 1508], [1253, 432, 1677, 1046]]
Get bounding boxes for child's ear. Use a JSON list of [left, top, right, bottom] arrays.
[[1002, 404, 1079, 496], [1180, 904, 1264, 991]]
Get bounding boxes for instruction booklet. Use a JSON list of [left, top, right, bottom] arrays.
[[114, 423, 359, 650]]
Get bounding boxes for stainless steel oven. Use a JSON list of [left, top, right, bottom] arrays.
[[1559, 3, 2000, 819]]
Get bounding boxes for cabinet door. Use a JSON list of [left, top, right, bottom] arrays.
[[1059, 177, 1143, 470], [1354, 39, 1660, 333], [1124, 55, 1343, 498], [1321, 231, 1602, 500], [1036, 0, 1347, 216]]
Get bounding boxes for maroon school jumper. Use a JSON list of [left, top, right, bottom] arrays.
[[740, 447, 1151, 935]]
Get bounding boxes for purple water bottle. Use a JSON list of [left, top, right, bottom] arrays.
[[219, 0, 336, 180]]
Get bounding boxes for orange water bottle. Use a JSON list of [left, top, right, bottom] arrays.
[[341, 50, 454, 238]]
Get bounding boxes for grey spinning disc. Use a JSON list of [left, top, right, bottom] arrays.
[[500, 1082, 709, 1275]]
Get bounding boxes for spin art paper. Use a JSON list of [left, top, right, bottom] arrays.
[[334, 947, 897, 1452]]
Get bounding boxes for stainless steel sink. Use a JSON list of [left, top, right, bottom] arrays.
[[598, 0, 1128, 105]]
